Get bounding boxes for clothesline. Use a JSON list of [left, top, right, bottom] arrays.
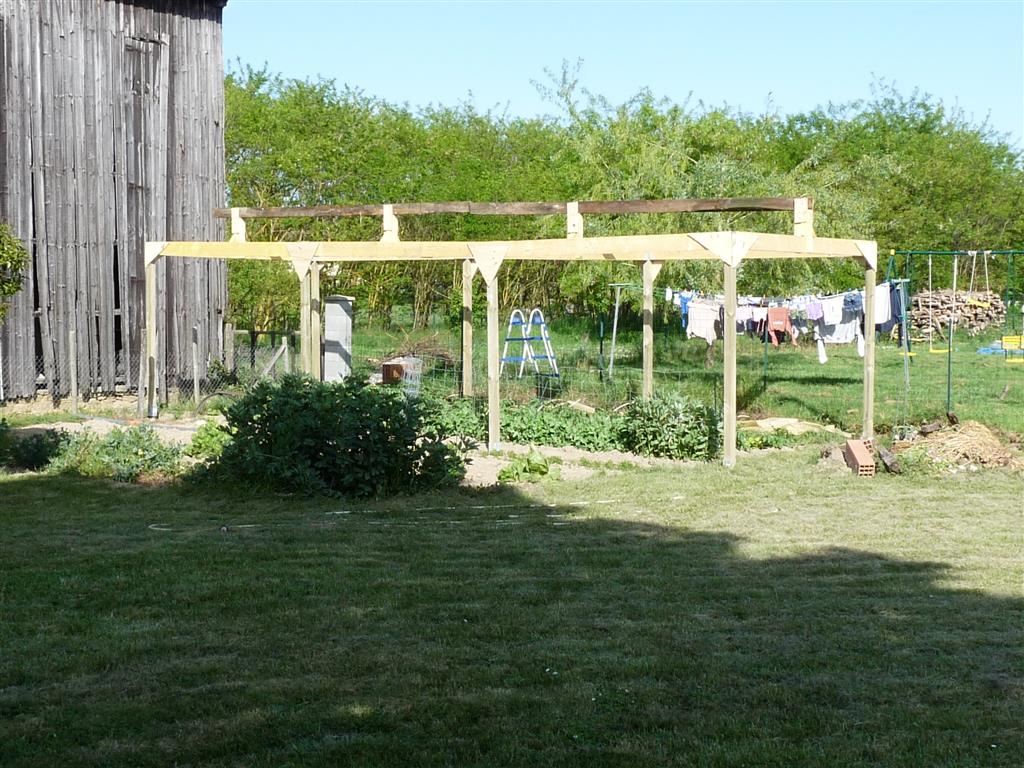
[[665, 282, 903, 365]]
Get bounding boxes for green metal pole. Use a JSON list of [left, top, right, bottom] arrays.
[[762, 322, 769, 392]]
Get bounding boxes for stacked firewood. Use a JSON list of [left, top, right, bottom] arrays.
[[909, 290, 1005, 339]]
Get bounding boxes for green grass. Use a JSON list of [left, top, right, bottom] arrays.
[[2, 455, 1021, 766], [350, 314, 1024, 435]]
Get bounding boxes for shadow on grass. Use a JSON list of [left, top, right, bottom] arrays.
[[0, 475, 1021, 767]]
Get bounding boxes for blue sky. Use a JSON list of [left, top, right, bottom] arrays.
[[224, 1, 1024, 146]]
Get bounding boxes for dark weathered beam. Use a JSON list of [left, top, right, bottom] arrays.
[[577, 197, 811, 214], [213, 197, 811, 220]]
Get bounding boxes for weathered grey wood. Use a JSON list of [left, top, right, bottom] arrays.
[[213, 197, 810, 220], [191, 324, 200, 405], [68, 326, 78, 414], [0, 1, 227, 403]]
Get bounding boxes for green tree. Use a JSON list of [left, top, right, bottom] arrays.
[[0, 223, 28, 322]]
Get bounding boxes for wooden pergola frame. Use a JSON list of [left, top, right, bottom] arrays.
[[144, 197, 878, 466]]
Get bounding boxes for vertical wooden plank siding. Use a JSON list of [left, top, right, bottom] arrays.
[[0, 0, 227, 402]]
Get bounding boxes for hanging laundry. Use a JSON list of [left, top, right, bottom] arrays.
[[766, 307, 798, 347], [820, 295, 844, 325], [686, 299, 721, 345], [806, 299, 824, 322], [872, 282, 892, 326]]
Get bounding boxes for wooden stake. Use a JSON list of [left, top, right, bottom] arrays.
[[311, 263, 322, 380], [299, 267, 311, 375], [641, 260, 662, 399], [862, 266, 876, 439], [723, 261, 738, 467], [145, 260, 158, 418], [461, 259, 476, 397], [486, 273, 500, 450]]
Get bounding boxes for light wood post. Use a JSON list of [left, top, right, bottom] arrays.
[[723, 261, 738, 467], [224, 322, 235, 373], [299, 267, 311, 375], [641, 259, 662, 399], [144, 256, 158, 418], [862, 265, 876, 439], [468, 245, 506, 451], [486, 274, 500, 449], [311, 263, 322, 380], [229, 207, 247, 243], [461, 259, 476, 397]]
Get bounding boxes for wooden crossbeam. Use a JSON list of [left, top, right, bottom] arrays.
[[212, 197, 812, 220], [156, 231, 866, 264]]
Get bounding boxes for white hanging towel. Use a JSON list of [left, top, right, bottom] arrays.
[[873, 282, 892, 326], [687, 300, 721, 345]]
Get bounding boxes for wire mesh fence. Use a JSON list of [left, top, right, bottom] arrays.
[[2, 308, 1022, 437]]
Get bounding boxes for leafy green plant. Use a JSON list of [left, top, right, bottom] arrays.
[[501, 403, 622, 452], [8, 430, 66, 470], [211, 374, 464, 497], [420, 393, 485, 441], [186, 421, 233, 461], [0, 222, 28, 322], [497, 448, 553, 483], [738, 428, 793, 451], [619, 395, 721, 461], [50, 426, 182, 482]]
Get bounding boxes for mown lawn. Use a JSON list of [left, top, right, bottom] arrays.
[[2, 452, 1021, 766]]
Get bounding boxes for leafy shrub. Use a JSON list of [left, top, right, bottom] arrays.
[[420, 394, 485, 441], [0, 421, 67, 471], [0, 420, 10, 465], [0, 222, 28, 322], [498, 448, 553, 483], [618, 395, 721, 461], [501, 403, 622, 451], [212, 374, 464, 497], [8, 430, 66, 470], [50, 426, 182, 482], [737, 428, 792, 450], [186, 421, 232, 461]]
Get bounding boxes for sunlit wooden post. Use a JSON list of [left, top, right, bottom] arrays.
[[461, 260, 476, 397], [641, 259, 662, 399]]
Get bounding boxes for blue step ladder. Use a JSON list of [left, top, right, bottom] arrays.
[[500, 308, 560, 379]]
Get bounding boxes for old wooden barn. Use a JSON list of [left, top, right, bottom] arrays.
[[0, 0, 227, 401]]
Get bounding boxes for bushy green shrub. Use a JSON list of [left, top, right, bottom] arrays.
[[501, 403, 622, 451], [420, 394, 485, 441], [212, 374, 464, 497], [186, 420, 233, 461], [0, 421, 66, 471], [50, 426, 182, 482], [8, 430, 66, 470], [618, 395, 721, 461]]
